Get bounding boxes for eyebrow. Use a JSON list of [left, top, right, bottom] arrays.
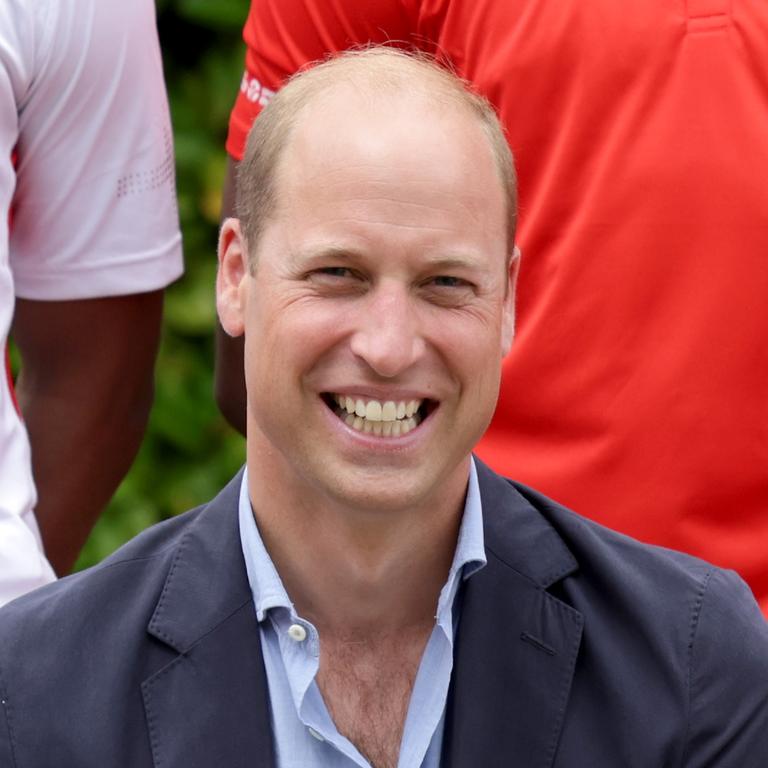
[[420, 254, 483, 271], [288, 245, 362, 266], [290, 245, 484, 271]]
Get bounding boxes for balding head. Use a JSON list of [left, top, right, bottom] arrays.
[[236, 47, 517, 268]]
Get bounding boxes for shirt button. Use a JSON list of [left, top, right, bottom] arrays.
[[308, 727, 324, 742], [288, 623, 307, 642]]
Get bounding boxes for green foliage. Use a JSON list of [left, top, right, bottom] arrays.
[[75, 0, 250, 568]]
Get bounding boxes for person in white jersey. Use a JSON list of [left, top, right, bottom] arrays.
[[0, 0, 183, 605]]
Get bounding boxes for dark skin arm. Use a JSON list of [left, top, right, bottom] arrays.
[[11, 290, 164, 574], [214, 156, 248, 435]]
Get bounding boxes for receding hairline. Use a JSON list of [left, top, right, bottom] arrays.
[[237, 46, 517, 263]]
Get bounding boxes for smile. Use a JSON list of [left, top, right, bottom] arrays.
[[324, 394, 431, 437]]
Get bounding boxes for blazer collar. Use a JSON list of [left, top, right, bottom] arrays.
[[442, 459, 584, 768], [146, 469, 252, 652], [142, 468, 275, 768], [476, 459, 578, 588], [141, 461, 583, 768]]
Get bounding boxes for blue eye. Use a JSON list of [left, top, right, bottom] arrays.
[[316, 267, 353, 278], [431, 276, 465, 287]]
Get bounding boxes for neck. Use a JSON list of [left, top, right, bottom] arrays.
[[246, 443, 468, 639]]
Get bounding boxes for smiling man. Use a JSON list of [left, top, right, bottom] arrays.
[[1, 48, 767, 768]]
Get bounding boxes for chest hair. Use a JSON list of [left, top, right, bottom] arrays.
[[316, 625, 432, 768]]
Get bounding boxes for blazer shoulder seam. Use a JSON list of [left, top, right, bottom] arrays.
[[680, 567, 714, 765]]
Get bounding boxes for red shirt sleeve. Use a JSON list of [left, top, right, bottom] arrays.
[[226, 0, 426, 160]]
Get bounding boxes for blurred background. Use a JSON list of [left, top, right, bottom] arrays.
[[75, 0, 251, 568]]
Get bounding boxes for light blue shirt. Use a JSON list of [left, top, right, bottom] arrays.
[[238, 460, 486, 768]]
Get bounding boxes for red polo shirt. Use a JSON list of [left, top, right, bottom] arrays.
[[227, 0, 768, 614]]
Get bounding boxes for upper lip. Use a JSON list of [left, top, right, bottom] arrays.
[[322, 388, 436, 401]]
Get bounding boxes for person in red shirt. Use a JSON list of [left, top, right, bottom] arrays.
[[217, 0, 768, 614]]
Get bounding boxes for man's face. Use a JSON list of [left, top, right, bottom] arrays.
[[220, 90, 517, 513]]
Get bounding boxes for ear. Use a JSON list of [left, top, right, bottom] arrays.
[[216, 218, 250, 337], [500, 245, 521, 355]]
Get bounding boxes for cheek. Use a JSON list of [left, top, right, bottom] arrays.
[[430, 310, 504, 384], [246, 299, 351, 387]]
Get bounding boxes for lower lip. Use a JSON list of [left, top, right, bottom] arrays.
[[320, 399, 437, 451]]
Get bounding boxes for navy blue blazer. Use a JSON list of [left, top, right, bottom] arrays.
[[1, 461, 767, 767]]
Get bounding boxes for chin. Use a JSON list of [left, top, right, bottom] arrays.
[[318, 463, 454, 515]]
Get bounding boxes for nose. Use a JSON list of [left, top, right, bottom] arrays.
[[349, 282, 426, 378]]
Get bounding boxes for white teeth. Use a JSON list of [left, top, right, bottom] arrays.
[[381, 401, 397, 421], [332, 394, 425, 437], [344, 414, 419, 438], [334, 395, 422, 419], [365, 401, 382, 422]]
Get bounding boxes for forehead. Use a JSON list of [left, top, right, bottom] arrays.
[[269, 87, 506, 239]]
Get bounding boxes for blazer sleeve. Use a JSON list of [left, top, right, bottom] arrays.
[[0, 664, 16, 768], [682, 568, 768, 766]]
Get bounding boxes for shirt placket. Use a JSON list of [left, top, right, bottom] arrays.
[[686, 0, 731, 32], [276, 610, 371, 767]]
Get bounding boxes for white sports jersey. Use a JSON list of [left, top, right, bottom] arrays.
[[0, 0, 183, 605]]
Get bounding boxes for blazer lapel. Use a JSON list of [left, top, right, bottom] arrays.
[[442, 461, 583, 768], [141, 470, 275, 768], [137, 463, 582, 767]]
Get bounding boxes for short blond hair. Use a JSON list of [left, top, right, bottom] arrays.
[[237, 46, 517, 265]]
